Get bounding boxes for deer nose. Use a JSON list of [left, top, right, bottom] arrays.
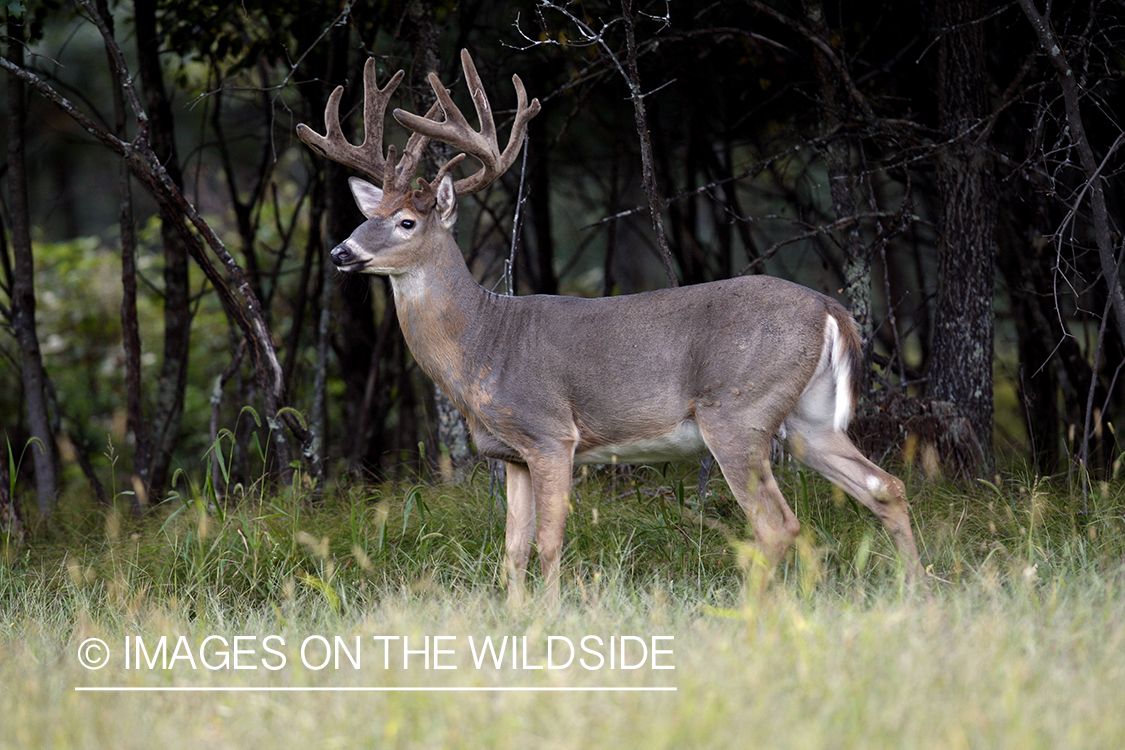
[[330, 243, 354, 266]]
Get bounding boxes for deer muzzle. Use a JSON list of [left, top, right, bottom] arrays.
[[330, 241, 363, 271]]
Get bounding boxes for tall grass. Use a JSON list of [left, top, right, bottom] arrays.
[[2, 463, 1124, 749]]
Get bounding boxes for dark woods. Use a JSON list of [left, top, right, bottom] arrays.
[[1, 0, 1123, 519]]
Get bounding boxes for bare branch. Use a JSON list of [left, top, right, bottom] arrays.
[[514, 0, 679, 286], [1018, 0, 1125, 356]]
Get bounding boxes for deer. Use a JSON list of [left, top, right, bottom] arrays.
[[298, 50, 925, 605]]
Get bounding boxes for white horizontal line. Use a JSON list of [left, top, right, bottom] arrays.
[[75, 686, 677, 693]]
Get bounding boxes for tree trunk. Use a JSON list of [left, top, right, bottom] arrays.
[[401, 0, 474, 479], [527, 120, 557, 294], [802, 0, 873, 387], [95, 0, 146, 511], [6, 17, 58, 515], [928, 0, 996, 470], [621, 0, 678, 288], [317, 21, 379, 474], [996, 217, 1059, 474], [135, 1, 191, 502]]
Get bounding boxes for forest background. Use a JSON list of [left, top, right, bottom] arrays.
[[1, 0, 1123, 527]]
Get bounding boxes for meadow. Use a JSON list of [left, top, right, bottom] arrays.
[[2, 462, 1124, 749]]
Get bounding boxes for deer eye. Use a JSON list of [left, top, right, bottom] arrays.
[[399, 219, 415, 229]]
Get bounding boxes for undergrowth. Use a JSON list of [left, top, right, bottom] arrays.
[[4, 460, 1124, 619]]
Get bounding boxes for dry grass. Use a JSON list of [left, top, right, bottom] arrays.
[[2, 468, 1125, 748]]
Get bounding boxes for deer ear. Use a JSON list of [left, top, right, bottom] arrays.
[[349, 177, 385, 218], [435, 173, 458, 230]]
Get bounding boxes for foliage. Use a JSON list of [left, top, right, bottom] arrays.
[[2, 1, 1124, 505]]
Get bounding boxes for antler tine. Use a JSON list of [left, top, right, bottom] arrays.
[[414, 153, 468, 210], [296, 60, 405, 186], [390, 98, 445, 194], [392, 49, 541, 197]]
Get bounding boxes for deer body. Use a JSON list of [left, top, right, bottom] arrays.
[[414, 274, 827, 460], [301, 51, 924, 604]]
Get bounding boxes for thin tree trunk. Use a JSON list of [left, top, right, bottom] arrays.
[[95, 0, 147, 510], [134, 1, 191, 502], [311, 226, 332, 486], [621, 0, 678, 288], [995, 212, 1060, 474], [6, 17, 57, 515], [527, 122, 557, 294], [301, 21, 381, 475]]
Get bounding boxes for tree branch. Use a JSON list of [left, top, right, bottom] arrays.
[[1017, 0, 1125, 351]]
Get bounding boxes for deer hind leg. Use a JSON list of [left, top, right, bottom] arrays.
[[786, 421, 924, 584], [504, 461, 535, 608], [702, 426, 801, 591]]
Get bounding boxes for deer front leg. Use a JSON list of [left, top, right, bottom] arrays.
[[504, 461, 535, 608], [525, 451, 574, 608]]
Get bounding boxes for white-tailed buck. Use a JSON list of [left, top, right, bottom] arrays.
[[298, 50, 924, 603]]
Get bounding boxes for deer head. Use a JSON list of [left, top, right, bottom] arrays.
[[296, 50, 541, 275]]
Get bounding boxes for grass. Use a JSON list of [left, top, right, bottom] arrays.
[[2, 463, 1125, 749]]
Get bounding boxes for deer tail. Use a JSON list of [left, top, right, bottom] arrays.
[[825, 303, 864, 433]]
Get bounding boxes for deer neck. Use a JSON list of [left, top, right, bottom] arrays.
[[387, 235, 493, 406]]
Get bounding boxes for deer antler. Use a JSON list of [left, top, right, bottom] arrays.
[[296, 58, 441, 196], [394, 49, 541, 197], [298, 51, 540, 200]]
